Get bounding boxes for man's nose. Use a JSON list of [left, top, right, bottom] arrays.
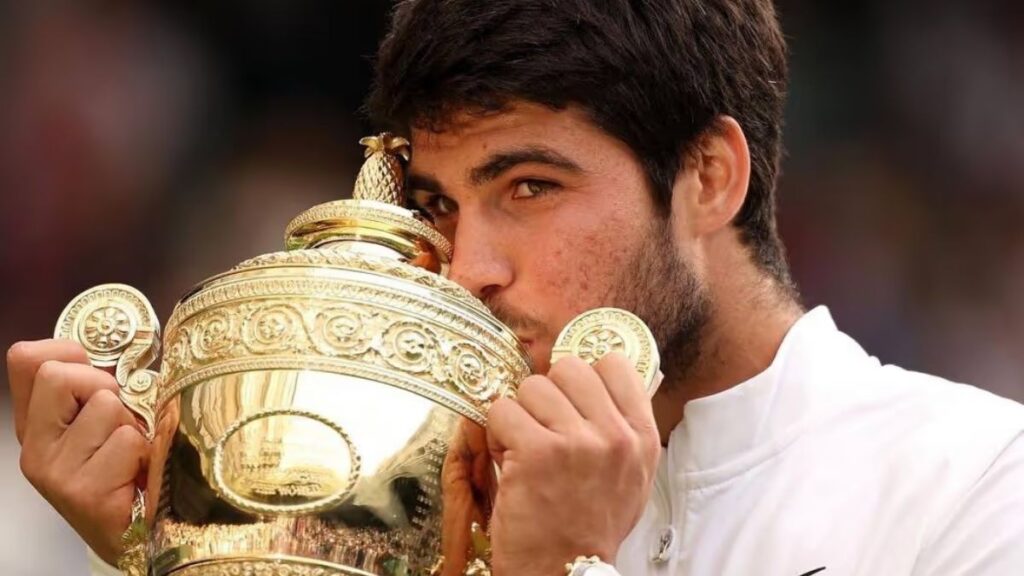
[[446, 215, 513, 300]]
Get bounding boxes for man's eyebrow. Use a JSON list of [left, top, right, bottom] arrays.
[[469, 146, 584, 186], [406, 173, 446, 196]]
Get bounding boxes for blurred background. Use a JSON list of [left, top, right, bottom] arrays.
[[0, 1, 1021, 573]]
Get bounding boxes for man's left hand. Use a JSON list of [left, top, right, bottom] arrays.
[[487, 352, 661, 575]]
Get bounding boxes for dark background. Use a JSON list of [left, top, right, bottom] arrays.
[[1, 1, 1022, 572]]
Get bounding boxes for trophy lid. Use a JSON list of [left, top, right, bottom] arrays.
[[283, 133, 452, 274]]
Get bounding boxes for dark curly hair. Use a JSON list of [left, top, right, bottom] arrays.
[[367, 0, 793, 286]]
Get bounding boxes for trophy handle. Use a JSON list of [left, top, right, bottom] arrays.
[[550, 307, 661, 397], [55, 283, 162, 436], [55, 283, 161, 576]]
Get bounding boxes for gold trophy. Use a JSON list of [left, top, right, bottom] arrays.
[[54, 134, 659, 576]]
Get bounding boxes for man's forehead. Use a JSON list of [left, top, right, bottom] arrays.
[[409, 102, 592, 153]]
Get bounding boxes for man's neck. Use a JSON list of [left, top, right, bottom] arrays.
[[651, 280, 802, 444]]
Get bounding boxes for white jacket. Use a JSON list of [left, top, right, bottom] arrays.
[[617, 307, 1024, 575]]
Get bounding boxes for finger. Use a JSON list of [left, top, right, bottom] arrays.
[[24, 361, 120, 448], [486, 397, 549, 460], [593, 352, 655, 430], [58, 389, 137, 470], [7, 339, 90, 443], [547, 356, 619, 423], [515, 374, 582, 431], [82, 424, 148, 491]]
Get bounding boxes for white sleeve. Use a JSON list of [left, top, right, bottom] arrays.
[[912, 432, 1024, 575], [88, 548, 122, 576]]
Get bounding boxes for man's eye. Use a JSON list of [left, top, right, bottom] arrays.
[[411, 191, 458, 218], [511, 180, 557, 199]]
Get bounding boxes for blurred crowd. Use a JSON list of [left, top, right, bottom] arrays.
[[1, 1, 1021, 573]]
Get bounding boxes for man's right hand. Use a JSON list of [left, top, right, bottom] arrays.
[[7, 339, 148, 566]]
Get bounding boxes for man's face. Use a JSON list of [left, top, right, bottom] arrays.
[[408, 102, 708, 376]]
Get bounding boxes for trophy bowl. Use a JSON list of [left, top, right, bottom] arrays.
[[54, 134, 657, 576]]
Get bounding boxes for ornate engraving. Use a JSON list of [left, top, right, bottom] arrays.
[[172, 559, 368, 576], [312, 305, 375, 356], [577, 328, 626, 361], [55, 283, 162, 435], [464, 559, 491, 576], [159, 274, 530, 424], [447, 343, 497, 400], [82, 304, 135, 352], [382, 321, 439, 373], [231, 250, 477, 312], [352, 133, 411, 206], [117, 488, 148, 576], [212, 409, 361, 516], [283, 201, 453, 261], [157, 518, 443, 576], [550, 308, 660, 395], [55, 284, 157, 366], [192, 310, 236, 359], [165, 329, 192, 372], [243, 304, 306, 354]]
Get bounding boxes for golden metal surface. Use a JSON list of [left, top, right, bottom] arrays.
[[565, 555, 604, 576], [52, 133, 657, 576], [284, 131, 450, 273], [55, 284, 161, 435], [354, 133, 411, 205], [157, 255, 527, 425], [283, 201, 453, 270], [210, 408, 362, 516], [170, 557, 376, 575], [550, 307, 660, 395], [117, 488, 149, 576]]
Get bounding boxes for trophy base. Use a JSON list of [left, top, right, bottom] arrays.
[[168, 556, 378, 576]]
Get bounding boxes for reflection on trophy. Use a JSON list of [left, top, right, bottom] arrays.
[[54, 134, 658, 576]]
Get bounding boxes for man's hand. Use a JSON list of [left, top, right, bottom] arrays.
[[7, 339, 148, 565], [487, 352, 661, 575]]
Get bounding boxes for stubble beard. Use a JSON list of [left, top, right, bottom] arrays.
[[482, 218, 711, 387], [608, 217, 712, 390]]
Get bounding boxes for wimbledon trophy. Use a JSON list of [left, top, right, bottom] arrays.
[[54, 134, 659, 576]]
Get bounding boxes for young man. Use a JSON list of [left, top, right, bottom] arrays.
[[8, 1, 1024, 575]]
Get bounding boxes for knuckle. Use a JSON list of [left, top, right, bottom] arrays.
[[35, 360, 67, 389], [597, 351, 630, 369], [516, 375, 550, 398], [20, 449, 56, 493], [604, 429, 634, 457], [647, 440, 662, 467], [542, 434, 572, 459], [638, 432, 661, 465], [487, 397, 513, 419], [63, 477, 98, 512], [19, 450, 40, 484], [7, 341, 31, 368], [89, 389, 123, 414], [548, 355, 587, 380], [109, 425, 145, 452], [565, 431, 597, 455]]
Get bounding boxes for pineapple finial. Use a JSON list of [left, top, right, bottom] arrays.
[[353, 133, 412, 205]]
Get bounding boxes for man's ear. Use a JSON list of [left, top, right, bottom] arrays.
[[671, 116, 751, 238]]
